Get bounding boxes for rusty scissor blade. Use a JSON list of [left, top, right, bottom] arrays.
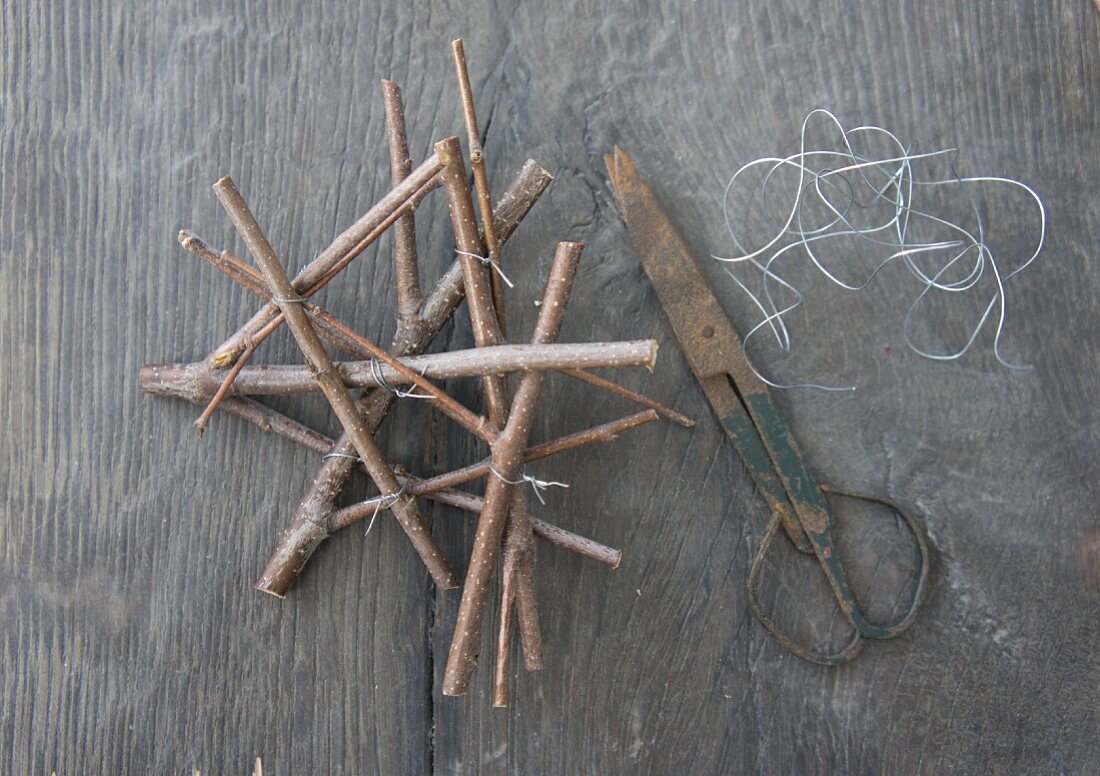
[[606, 147, 813, 555]]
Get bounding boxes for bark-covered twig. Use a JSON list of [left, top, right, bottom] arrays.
[[178, 231, 377, 361], [180, 234, 691, 428], [255, 159, 553, 597], [212, 175, 459, 589], [561, 368, 695, 428], [331, 471, 622, 568], [206, 151, 443, 368], [372, 409, 658, 498], [452, 38, 506, 333], [382, 80, 423, 325], [140, 341, 657, 398], [444, 240, 584, 697]]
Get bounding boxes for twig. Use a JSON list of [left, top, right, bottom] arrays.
[[179, 231, 376, 361], [452, 46, 555, 690], [328, 409, 658, 523], [255, 159, 553, 597], [382, 80, 423, 324], [140, 341, 658, 398], [561, 368, 695, 428], [360, 409, 660, 497], [181, 237, 688, 427], [444, 240, 584, 697], [452, 38, 506, 333], [332, 471, 622, 569], [212, 175, 458, 590]]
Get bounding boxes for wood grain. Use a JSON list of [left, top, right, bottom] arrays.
[[2, 1, 1099, 773]]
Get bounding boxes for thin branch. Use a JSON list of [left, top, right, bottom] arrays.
[[328, 409, 658, 525], [452, 38, 506, 333], [382, 80, 423, 323], [182, 231, 688, 429], [192, 151, 443, 432], [207, 150, 444, 369], [561, 368, 695, 428], [347, 409, 659, 497], [179, 231, 376, 361], [151, 390, 624, 569], [213, 174, 458, 590]]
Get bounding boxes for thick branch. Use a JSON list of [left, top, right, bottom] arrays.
[[140, 341, 657, 398]]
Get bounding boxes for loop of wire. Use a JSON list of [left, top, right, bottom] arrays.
[[361, 481, 410, 537], [369, 358, 434, 400], [488, 465, 571, 505], [712, 108, 1046, 391], [271, 293, 308, 304], [455, 249, 515, 288], [323, 451, 362, 462]]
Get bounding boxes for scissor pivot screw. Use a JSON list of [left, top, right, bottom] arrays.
[[702, 325, 715, 338]]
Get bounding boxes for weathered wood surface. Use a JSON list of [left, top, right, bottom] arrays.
[[2, 2, 1098, 773]]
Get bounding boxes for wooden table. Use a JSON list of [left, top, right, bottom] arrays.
[[2, 2, 1097, 773]]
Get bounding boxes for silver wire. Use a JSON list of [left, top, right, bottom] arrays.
[[455, 249, 515, 288], [488, 465, 570, 505], [712, 109, 1046, 390], [360, 481, 410, 537]]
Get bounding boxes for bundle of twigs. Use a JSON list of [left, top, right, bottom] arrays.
[[140, 40, 691, 705]]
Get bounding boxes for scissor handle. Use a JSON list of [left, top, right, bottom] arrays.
[[747, 513, 864, 665], [817, 485, 930, 640], [747, 487, 930, 663]]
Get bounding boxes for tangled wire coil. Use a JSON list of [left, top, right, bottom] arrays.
[[713, 109, 1046, 391]]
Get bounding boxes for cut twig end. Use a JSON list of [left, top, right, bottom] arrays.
[[255, 585, 287, 600]]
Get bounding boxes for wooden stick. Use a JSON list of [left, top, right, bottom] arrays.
[[140, 341, 657, 398], [444, 240, 584, 697], [561, 368, 695, 428], [382, 80, 423, 325], [178, 231, 377, 361], [452, 38, 506, 334], [206, 150, 444, 369], [212, 174, 458, 590], [255, 159, 553, 597], [369, 410, 659, 497]]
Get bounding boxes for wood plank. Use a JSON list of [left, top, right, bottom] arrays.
[[1, 0, 1098, 773]]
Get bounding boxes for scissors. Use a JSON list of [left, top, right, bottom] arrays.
[[606, 148, 930, 665]]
